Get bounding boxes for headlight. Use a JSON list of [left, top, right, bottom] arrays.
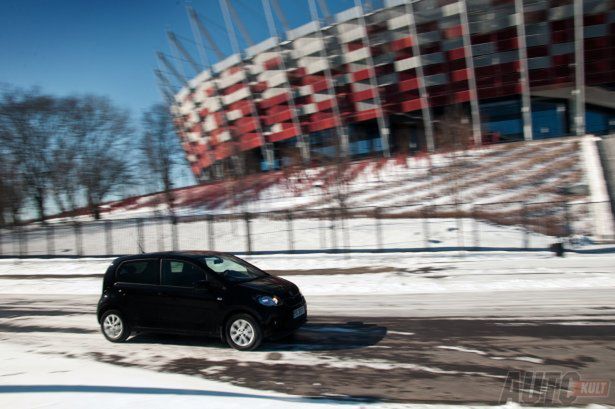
[[257, 295, 280, 307]]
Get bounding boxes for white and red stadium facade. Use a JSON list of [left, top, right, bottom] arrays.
[[170, 0, 615, 180]]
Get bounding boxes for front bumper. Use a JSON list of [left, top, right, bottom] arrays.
[[261, 300, 308, 338]]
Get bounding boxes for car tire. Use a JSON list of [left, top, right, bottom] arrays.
[[225, 313, 262, 351], [100, 310, 131, 343]]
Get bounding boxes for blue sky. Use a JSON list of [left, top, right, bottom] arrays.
[[0, 0, 358, 118]]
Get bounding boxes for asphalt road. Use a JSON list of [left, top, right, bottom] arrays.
[[0, 290, 614, 405]]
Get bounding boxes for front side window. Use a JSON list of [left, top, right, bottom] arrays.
[[116, 259, 159, 285], [161, 259, 205, 287], [200, 254, 266, 283]]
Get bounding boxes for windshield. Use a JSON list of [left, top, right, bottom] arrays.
[[199, 254, 267, 283]]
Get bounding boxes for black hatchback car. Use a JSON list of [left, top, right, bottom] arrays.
[[97, 251, 307, 350]]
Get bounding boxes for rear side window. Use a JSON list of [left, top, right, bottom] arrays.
[[116, 260, 159, 285], [161, 259, 205, 287]]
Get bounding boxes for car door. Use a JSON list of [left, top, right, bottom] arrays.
[[114, 258, 162, 328], [157, 258, 221, 334]]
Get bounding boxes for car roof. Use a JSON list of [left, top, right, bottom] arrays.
[[113, 250, 225, 263]]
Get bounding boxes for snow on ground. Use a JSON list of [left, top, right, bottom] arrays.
[[0, 251, 613, 296], [1, 251, 614, 407], [2, 215, 560, 257], [92, 138, 585, 218], [0, 342, 352, 409], [0, 342, 610, 409]]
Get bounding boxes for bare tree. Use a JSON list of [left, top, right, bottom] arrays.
[[0, 159, 26, 225], [140, 103, 185, 215], [0, 87, 61, 222], [48, 97, 83, 216], [0, 87, 138, 221], [66, 95, 134, 219]]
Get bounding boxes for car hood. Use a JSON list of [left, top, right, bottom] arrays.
[[237, 275, 299, 297]]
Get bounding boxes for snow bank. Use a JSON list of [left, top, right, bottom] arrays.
[[1, 253, 613, 296]]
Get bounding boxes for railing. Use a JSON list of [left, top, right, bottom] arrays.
[[0, 200, 606, 258]]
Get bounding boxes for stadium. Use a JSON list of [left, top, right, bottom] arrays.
[[167, 0, 615, 181]]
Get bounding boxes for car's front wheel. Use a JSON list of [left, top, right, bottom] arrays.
[[225, 314, 262, 351], [100, 310, 131, 342]]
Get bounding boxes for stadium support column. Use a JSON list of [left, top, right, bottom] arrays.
[[405, 0, 435, 152], [271, 0, 290, 32], [262, 0, 310, 164], [157, 52, 187, 86], [515, 0, 533, 141], [187, 6, 226, 61], [154, 69, 176, 105], [186, 7, 234, 178], [220, 0, 275, 171], [573, 0, 586, 136], [354, 0, 390, 158], [459, 0, 483, 147], [187, 5, 209, 66], [308, 0, 350, 158], [167, 31, 201, 74]]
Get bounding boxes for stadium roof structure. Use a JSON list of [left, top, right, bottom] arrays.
[[156, 0, 615, 181]]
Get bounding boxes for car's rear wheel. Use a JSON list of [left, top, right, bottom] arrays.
[[101, 310, 130, 342], [225, 314, 262, 351]]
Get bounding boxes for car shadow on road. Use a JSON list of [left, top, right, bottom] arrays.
[[127, 321, 387, 352]]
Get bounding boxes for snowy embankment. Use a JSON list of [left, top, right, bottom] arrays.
[[0, 252, 614, 296], [51, 138, 585, 223]]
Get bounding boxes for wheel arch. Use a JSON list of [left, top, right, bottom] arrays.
[[97, 305, 127, 324], [219, 307, 262, 340]]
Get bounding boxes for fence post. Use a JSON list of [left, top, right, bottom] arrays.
[[522, 202, 529, 249], [319, 214, 326, 249], [329, 208, 337, 252], [22, 225, 29, 256], [156, 217, 163, 252], [74, 222, 83, 256], [105, 220, 113, 255], [46, 223, 55, 256], [564, 201, 572, 238], [171, 216, 178, 251], [0, 227, 5, 257], [286, 210, 294, 252], [13, 226, 19, 256], [339, 207, 349, 256], [136, 219, 144, 253], [472, 206, 480, 249], [374, 207, 382, 251], [422, 206, 430, 249], [207, 214, 215, 250], [244, 212, 252, 254], [456, 209, 464, 251]]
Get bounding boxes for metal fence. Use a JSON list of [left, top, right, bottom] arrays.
[[0, 200, 605, 257]]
